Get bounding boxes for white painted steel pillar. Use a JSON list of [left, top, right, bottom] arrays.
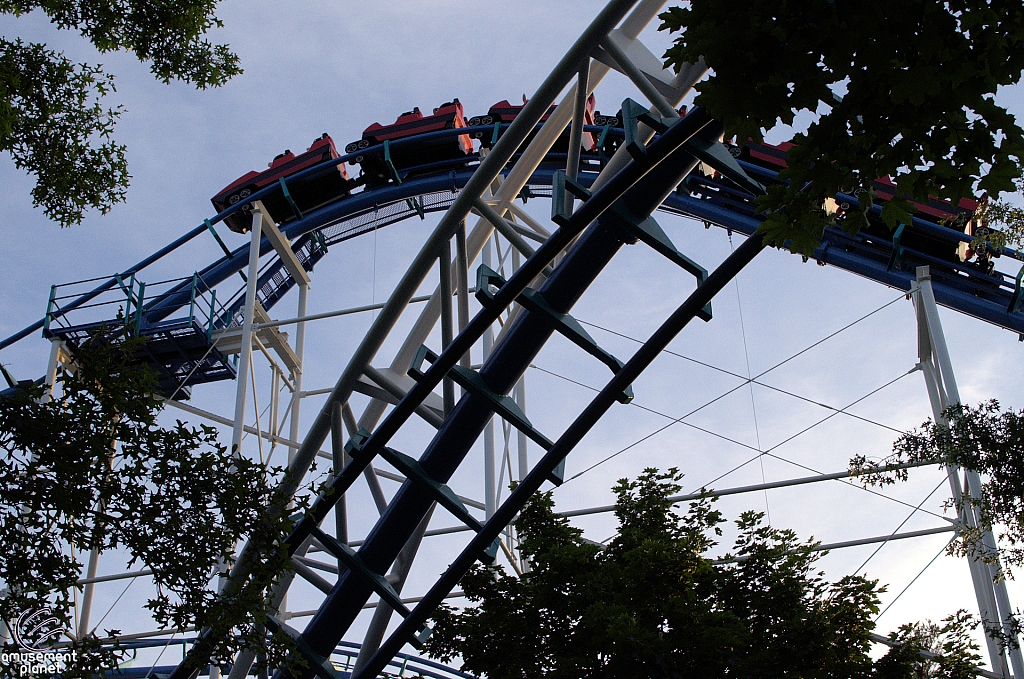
[[512, 248, 528, 482], [41, 338, 62, 403], [279, 275, 309, 624], [231, 209, 265, 456], [482, 237, 497, 519], [215, 211, 267, 679], [914, 266, 1023, 678], [77, 547, 101, 635], [288, 282, 308, 455]]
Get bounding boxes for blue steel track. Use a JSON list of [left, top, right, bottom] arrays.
[[5, 124, 1022, 356]]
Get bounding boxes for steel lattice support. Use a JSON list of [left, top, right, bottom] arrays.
[[283, 109, 718, 676], [166, 2, 689, 676], [7, 0, 1024, 676], [913, 266, 1024, 679]]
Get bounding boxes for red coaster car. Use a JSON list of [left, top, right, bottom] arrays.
[[869, 175, 980, 226], [470, 95, 597, 152], [739, 139, 795, 170], [731, 138, 984, 263], [345, 99, 473, 186], [211, 133, 352, 233]]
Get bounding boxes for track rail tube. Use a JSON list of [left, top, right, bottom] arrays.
[[285, 110, 713, 561]]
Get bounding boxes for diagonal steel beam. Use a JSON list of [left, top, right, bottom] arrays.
[[271, 0, 642, 527]]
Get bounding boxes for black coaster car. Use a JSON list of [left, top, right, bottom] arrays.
[[591, 105, 686, 158]]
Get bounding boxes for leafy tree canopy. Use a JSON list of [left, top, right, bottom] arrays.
[[854, 400, 1024, 571], [0, 337, 292, 678], [0, 0, 240, 227], [426, 469, 981, 678], [661, 1, 1024, 256]]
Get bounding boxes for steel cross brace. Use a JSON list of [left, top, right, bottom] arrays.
[[476, 264, 634, 405], [345, 429, 501, 564], [277, 109, 718, 678], [410, 344, 557, 469]]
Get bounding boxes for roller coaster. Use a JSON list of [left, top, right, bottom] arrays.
[[3, 1, 1024, 677]]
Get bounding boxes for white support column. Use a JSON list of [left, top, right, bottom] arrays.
[[282, 267, 309, 625], [41, 335, 101, 635], [565, 62, 590, 185], [914, 266, 1023, 678], [288, 283, 308, 457], [514, 376, 528, 482], [269, 367, 280, 444], [231, 208, 266, 456], [217, 210, 265, 679], [511, 248, 529, 482], [482, 238, 497, 519], [598, 33, 678, 119], [41, 338, 62, 403], [77, 546, 101, 635], [456, 220, 471, 370], [439, 237, 455, 415]]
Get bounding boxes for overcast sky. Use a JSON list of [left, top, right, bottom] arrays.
[[3, 0, 1024, 671]]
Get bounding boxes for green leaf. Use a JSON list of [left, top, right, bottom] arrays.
[[658, 0, 1024, 248], [880, 197, 914, 230]]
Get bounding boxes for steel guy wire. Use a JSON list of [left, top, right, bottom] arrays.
[[758, 439, 950, 521], [854, 476, 949, 576], [531, 361, 947, 521], [143, 631, 178, 679], [729, 231, 769, 524], [88, 572, 137, 636], [566, 364, 916, 482], [876, 536, 957, 620], [758, 367, 919, 457], [529, 363, 759, 452], [565, 294, 909, 480], [577, 320, 907, 436], [676, 365, 919, 494]]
